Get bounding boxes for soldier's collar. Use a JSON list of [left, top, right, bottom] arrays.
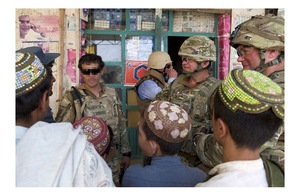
[[178, 75, 191, 87]]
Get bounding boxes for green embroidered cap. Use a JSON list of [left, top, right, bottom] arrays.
[[16, 52, 48, 97], [219, 69, 284, 119]]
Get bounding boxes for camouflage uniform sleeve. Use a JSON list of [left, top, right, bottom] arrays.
[[115, 93, 131, 154], [55, 90, 76, 123], [154, 82, 171, 101], [195, 133, 223, 168]]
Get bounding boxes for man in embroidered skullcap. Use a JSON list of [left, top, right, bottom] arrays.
[[16, 46, 60, 123], [122, 100, 207, 187], [195, 69, 284, 187], [16, 53, 114, 187], [16, 52, 51, 129]]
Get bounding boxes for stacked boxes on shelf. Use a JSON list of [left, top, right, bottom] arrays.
[[129, 9, 139, 30], [110, 9, 122, 30], [141, 9, 155, 31], [94, 9, 110, 29], [130, 9, 155, 31], [162, 10, 169, 32], [173, 11, 215, 33], [94, 9, 122, 30], [91, 9, 169, 31]]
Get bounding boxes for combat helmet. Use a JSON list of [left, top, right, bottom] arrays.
[[178, 35, 216, 63], [230, 14, 284, 69], [148, 51, 172, 69], [230, 14, 284, 51]]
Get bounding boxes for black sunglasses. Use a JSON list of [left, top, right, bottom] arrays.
[[81, 68, 101, 75], [182, 57, 193, 62]]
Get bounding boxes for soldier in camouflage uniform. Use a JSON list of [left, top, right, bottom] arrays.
[[56, 54, 131, 186], [134, 51, 177, 115], [194, 14, 285, 169], [155, 36, 221, 167]]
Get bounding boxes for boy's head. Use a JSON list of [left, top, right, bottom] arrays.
[[213, 69, 284, 150], [73, 116, 112, 157], [16, 47, 60, 97], [16, 52, 51, 122], [139, 100, 191, 156]]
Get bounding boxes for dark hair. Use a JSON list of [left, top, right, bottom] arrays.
[[101, 125, 114, 157], [16, 67, 52, 120], [213, 91, 283, 150], [78, 54, 105, 71], [206, 61, 214, 71], [142, 120, 184, 155], [46, 60, 55, 68], [44, 63, 54, 82]]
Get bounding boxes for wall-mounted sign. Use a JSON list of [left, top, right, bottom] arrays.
[[124, 60, 149, 86]]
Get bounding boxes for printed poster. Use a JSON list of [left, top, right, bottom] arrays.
[[18, 15, 59, 42], [124, 60, 149, 86]]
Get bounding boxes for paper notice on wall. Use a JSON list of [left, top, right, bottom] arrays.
[[66, 16, 76, 31]]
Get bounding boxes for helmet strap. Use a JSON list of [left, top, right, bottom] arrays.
[[182, 62, 210, 75], [182, 62, 203, 74], [197, 62, 203, 72], [257, 50, 284, 70]]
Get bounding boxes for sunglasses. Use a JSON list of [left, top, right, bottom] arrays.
[[81, 68, 101, 75], [182, 57, 193, 62], [165, 64, 171, 69]]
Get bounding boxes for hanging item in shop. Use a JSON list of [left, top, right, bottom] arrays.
[[124, 60, 149, 86]]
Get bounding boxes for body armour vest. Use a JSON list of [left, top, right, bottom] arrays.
[[60, 85, 125, 146], [260, 69, 285, 163], [167, 74, 221, 128], [155, 73, 221, 159], [134, 69, 166, 114], [268, 70, 284, 89]]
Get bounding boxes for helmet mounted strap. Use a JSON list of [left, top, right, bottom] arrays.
[[257, 50, 284, 70]]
